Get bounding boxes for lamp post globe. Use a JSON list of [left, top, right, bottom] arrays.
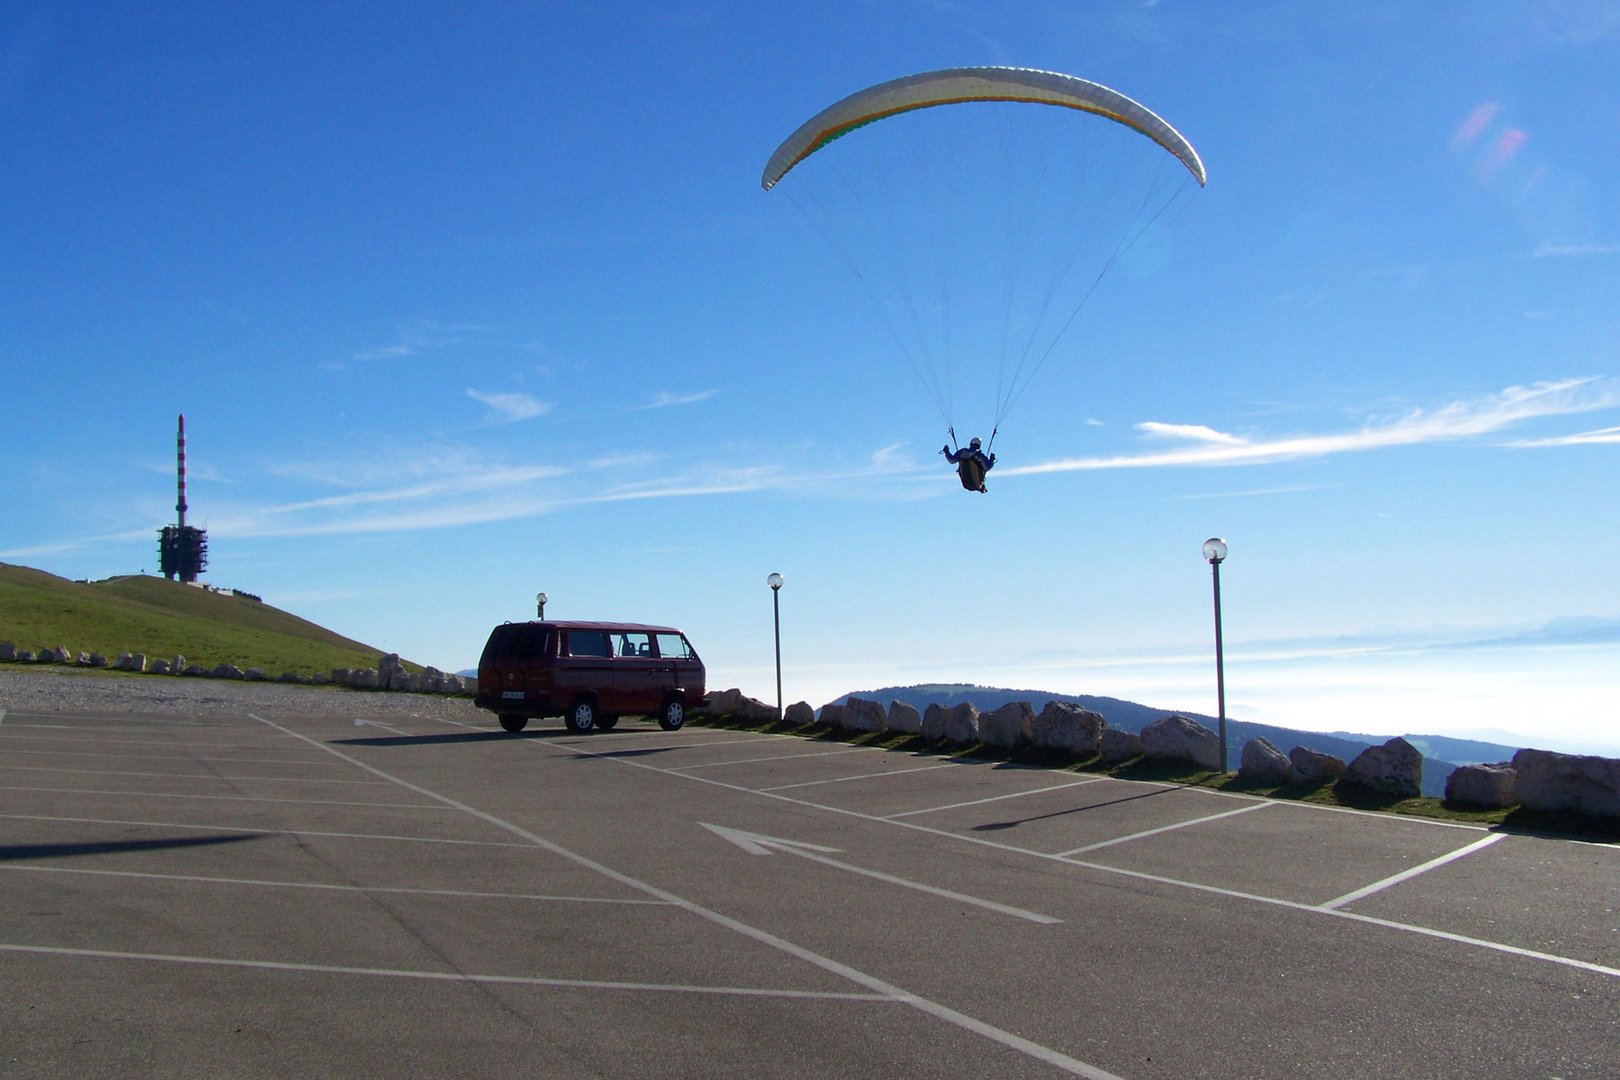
[[768, 572, 783, 591], [536, 592, 548, 619], [1202, 538, 1227, 564]]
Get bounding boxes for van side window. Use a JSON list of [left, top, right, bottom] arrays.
[[654, 633, 693, 660], [565, 630, 611, 658], [616, 632, 653, 658]]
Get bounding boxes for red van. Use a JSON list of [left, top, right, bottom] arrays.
[[475, 621, 707, 734]]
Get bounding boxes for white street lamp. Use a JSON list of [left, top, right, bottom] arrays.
[[767, 573, 784, 720], [536, 592, 548, 619], [1202, 538, 1228, 773]]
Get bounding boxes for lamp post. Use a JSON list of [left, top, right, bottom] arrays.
[[1202, 538, 1228, 773], [536, 592, 548, 619], [767, 572, 784, 720]]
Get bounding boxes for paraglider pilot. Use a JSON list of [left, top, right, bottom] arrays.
[[943, 437, 996, 493]]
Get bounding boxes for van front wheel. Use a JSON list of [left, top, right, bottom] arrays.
[[659, 698, 686, 731], [565, 699, 598, 734]]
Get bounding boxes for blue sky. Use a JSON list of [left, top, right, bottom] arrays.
[[4, 2, 1618, 753]]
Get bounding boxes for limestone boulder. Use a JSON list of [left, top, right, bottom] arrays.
[[148, 659, 172, 675], [378, 653, 408, 690], [819, 702, 852, 730], [87, 652, 108, 668], [1289, 746, 1346, 787], [701, 688, 776, 722], [349, 668, 379, 689], [922, 702, 979, 743], [1512, 748, 1620, 819], [845, 696, 887, 733], [1099, 728, 1144, 765], [886, 700, 922, 735], [1031, 702, 1105, 757], [1239, 737, 1293, 786], [1445, 763, 1518, 809], [978, 701, 1035, 749], [784, 701, 816, 725], [0, 642, 15, 661], [1142, 714, 1223, 771], [210, 663, 245, 680], [1346, 737, 1422, 798], [941, 702, 980, 746]]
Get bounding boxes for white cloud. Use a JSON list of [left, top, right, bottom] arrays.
[[1533, 242, 1620, 258], [633, 389, 718, 410], [1510, 424, 1620, 448], [1137, 422, 1249, 445], [1007, 378, 1618, 476], [466, 389, 552, 422]]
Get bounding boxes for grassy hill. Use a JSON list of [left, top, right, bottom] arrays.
[[0, 562, 403, 676]]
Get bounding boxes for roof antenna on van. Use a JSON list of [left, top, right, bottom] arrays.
[[536, 592, 548, 619]]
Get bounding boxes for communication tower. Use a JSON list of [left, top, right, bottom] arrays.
[[158, 414, 208, 582]]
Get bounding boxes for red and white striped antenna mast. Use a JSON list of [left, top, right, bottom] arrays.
[[176, 413, 188, 530]]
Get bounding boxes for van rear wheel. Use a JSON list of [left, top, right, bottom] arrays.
[[565, 699, 597, 734], [498, 715, 529, 733], [659, 698, 686, 731], [596, 714, 619, 731]]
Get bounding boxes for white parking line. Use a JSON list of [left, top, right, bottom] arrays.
[[1055, 801, 1275, 856], [884, 778, 1108, 819], [0, 813, 538, 848], [670, 747, 872, 772], [0, 943, 892, 1001], [1, 764, 394, 786], [1, 863, 671, 905], [0, 785, 440, 810], [1, 747, 359, 766], [757, 763, 956, 792], [1318, 833, 1507, 911]]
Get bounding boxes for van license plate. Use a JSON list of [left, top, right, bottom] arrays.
[[501, 691, 525, 700]]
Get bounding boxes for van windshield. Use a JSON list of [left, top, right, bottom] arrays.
[[655, 633, 693, 660]]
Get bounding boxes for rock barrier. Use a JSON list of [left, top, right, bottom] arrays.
[[691, 691, 1620, 824], [0, 641, 470, 695]]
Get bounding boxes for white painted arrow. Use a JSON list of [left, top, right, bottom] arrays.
[[702, 823, 1061, 925], [352, 718, 406, 733]]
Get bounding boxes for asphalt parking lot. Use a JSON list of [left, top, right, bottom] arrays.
[[3, 702, 1617, 1078]]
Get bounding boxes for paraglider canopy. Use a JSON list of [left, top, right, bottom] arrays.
[[762, 66, 1206, 451], [762, 66, 1206, 192]]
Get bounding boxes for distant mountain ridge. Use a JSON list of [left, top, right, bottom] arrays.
[[832, 683, 1528, 799]]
